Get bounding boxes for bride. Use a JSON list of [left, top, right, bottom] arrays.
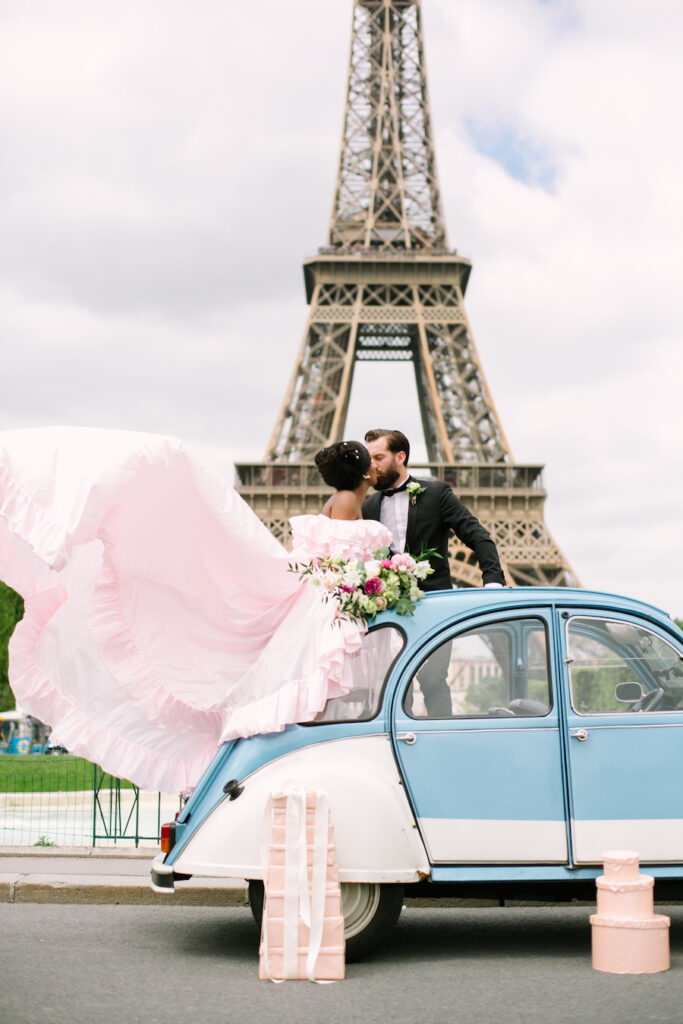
[[0, 429, 392, 793]]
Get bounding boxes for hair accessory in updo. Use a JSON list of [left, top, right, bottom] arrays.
[[314, 440, 370, 491], [339, 441, 361, 464]]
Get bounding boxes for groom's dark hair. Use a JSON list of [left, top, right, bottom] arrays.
[[364, 429, 410, 467]]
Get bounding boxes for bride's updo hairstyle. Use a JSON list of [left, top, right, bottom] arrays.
[[314, 441, 371, 491]]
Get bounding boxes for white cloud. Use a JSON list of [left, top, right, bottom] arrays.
[[1, 0, 682, 615], [425, 0, 683, 614]]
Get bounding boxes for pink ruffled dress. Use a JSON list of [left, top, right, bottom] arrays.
[[0, 428, 392, 794]]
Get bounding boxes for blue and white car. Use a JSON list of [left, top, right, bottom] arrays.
[[152, 587, 683, 958]]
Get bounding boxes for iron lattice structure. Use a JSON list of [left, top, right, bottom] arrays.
[[236, 0, 577, 588]]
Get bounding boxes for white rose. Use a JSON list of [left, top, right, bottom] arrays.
[[364, 560, 381, 579], [342, 568, 363, 588]]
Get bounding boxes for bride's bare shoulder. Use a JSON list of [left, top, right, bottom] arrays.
[[324, 490, 361, 521]]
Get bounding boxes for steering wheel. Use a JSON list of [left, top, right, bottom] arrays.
[[629, 687, 664, 712]]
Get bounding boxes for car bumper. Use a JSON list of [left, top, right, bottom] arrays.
[[150, 853, 192, 894]]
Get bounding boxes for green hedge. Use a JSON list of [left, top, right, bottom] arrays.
[[0, 582, 24, 711], [0, 754, 135, 792], [0, 585, 23, 712]]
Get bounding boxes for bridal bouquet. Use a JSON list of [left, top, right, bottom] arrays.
[[291, 548, 434, 624]]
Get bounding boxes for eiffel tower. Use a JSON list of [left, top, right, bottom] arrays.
[[236, 0, 577, 588]]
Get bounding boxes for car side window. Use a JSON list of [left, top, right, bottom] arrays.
[[567, 616, 683, 715], [312, 625, 404, 723], [403, 617, 551, 719]]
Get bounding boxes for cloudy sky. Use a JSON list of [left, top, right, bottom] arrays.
[[1, 0, 682, 616]]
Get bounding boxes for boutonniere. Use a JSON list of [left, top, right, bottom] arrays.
[[407, 481, 426, 505]]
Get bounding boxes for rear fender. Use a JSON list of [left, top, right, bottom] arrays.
[[172, 735, 429, 883]]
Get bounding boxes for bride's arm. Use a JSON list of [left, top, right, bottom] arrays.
[[328, 491, 360, 520]]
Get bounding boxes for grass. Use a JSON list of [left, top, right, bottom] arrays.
[[0, 754, 135, 792]]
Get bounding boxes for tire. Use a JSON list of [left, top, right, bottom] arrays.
[[248, 880, 403, 962]]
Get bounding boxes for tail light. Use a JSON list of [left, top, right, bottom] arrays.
[[160, 821, 176, 855]]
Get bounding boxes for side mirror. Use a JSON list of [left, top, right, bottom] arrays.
[[615, 681, 643, 703]]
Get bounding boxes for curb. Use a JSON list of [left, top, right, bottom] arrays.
[[0, 847, 248, 907], [0, 873, 248, 907]]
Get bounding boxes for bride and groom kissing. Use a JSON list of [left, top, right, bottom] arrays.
[[316, 427, 506, 592]]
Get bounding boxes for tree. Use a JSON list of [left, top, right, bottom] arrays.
[[0, 582, 24, 710], [465, 673, 508, 714], [570, 664, 632, 714]]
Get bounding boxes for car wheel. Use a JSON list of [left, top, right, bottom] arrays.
[[248, 880, 403, 962]]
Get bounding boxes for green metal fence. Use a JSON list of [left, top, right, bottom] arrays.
[[0, 754, 181, 848]]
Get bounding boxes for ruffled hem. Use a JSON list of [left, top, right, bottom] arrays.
[[9, 589, 215, 794], [0, 462, 72, 573], [90, 553, 225, 735], [219, 604, 365, 742]]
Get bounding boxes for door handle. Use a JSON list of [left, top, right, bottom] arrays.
[[396, 732, 417, 745], [571, 728, 589, 742]]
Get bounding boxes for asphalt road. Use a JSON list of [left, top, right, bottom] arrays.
[[2, 903, 683, 1024]]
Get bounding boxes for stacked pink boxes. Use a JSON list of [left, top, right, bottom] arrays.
[[590, 850, 670, 974], [259, 786, 345, 982]]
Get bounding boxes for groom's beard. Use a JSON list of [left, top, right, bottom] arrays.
[[374, 468, 400, 491]]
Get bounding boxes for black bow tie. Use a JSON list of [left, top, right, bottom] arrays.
[[382, 479, 410, 498]]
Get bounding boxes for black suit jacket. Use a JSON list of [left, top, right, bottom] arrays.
[[362, 476, 505, 590]]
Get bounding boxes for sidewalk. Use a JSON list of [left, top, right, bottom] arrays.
[[0, 846, 248, 907]]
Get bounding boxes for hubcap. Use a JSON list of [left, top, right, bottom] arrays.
[[340, 883, 381, 939]]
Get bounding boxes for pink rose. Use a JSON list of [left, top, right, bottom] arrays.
[[390, 553, 415, 571], [341, 584, 357, 593], [375, 596, 387, 611], [364, 577, 383, 595], [381, 559, 393, 569]]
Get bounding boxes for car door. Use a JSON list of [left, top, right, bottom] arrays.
[[391, 610, 569, 864], [560, 609, 683, 864]]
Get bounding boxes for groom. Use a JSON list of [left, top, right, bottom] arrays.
[[362, 428, 506, 591], [362, 428, 505, 718]]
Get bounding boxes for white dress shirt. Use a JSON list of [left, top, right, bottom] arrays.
[[379, 483, 410, 554]]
